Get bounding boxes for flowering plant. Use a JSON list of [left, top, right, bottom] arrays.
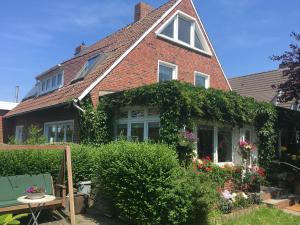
[[242, 165, 266, 192], [239, 140, 256, 152], [25, 185, 45, 194], [177, 130, 197, 166]]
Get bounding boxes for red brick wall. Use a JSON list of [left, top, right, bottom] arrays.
[[4, 105, 80, 143], [90, 0, 230, 105]]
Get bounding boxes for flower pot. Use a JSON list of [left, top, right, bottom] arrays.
[[26, 192, 45, 199]]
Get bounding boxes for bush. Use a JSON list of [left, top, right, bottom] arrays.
[[0, 144, 99, 184], [96, 141, 211, 225], [218, 198, 233, 214]]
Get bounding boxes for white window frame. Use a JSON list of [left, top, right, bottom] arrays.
[[156, 10, 212, 56], [15, 125, 24, 144], [194, 71, 210, 88], [195, 124, 233, 165], [157, 60, 178, 82], [44, 120, 74, 143], [115, 107, 160, 141], [39, 71, 64, 95]]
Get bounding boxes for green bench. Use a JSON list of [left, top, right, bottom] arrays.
[[0, 173, 66, 214]]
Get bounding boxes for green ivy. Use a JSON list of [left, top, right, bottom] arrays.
[[79, 81, 279, 169]]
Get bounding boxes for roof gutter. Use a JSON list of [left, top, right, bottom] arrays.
[[73, 99, 85, 114]]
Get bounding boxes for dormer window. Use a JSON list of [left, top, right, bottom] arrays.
[[39, 73, 63, 95], [156, 11, 212, 55]]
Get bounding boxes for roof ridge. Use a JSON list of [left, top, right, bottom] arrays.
[[61, 0, 178, 66], [229, 68, 282, 80]]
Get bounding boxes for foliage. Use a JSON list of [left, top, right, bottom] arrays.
[[79, 81, 279, 169], [232, 193, 249, 209], [0, 214, 28, 225], [177, 130, 197, 166], [218, 198, 233, 214], [25, 125, 46, 145], [95, 141, 211, 225], [271, 32, 300, 103], [221, 207, 300, 225], [0, 144, 99, 184]]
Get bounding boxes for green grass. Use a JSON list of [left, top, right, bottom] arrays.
[[221, 207, 300, 225]]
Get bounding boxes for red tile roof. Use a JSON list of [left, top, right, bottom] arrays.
[[5, 0, 178, 117]]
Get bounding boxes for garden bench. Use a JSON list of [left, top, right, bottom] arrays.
[[0, 173, 66, 214]]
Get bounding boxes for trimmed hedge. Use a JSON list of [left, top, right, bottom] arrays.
[[0, 144, 99, 184], [95, 141, 215, 225]]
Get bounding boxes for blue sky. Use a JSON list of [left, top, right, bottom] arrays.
[[0, 0, 299, 102]]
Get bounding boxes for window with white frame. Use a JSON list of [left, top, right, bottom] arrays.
[[15, 125, 24, 144], [44, 120, 74, 143], [158, 61, 177, 82], [197, 125, 233, 163], [157, 11, 211, 55], [39, 73, 63, 95], [194, 72, 209, 88], [115, 108, 160, 142]]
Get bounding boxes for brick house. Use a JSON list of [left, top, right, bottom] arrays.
[[5, 0, 254, 165]]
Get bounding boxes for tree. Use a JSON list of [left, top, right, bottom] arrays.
[[271, 32, 300, 103]]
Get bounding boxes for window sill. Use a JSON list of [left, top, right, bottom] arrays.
[[156, 33, 212, 56]]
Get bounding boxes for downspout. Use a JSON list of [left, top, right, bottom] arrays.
[[73, 99, 85, 114]]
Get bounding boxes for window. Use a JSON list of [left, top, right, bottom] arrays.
[[197, 125, 214, 159], [15, 125, 24, 144], [131, 123, 144, 142], [217, 127, 232, 163], [178, 17, 191, 44], [148, 122, 160, 142], [291, 103, 299, 111], [44, 120, 74, 143], [39, 73, 63, 95], [197, 125, 233, 163], [161, 20, 174, 38], [195, 72, 209, 88], [157, 11, 211, 55], [158, 61, 177, 82], [115, 108, 160, 142]]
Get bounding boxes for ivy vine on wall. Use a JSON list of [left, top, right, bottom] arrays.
[[79, 81, 278, 169]]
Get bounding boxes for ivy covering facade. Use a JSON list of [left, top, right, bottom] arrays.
[[80, 81, 279, 169]]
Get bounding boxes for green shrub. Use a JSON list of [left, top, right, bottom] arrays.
[[96, 141, 211, 225], [0, 144, 100, 184], [218, 198, 233, 214], [233, 193, 249, 209]]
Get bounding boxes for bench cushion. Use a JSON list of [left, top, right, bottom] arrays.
[[0, 174, 53, 207]]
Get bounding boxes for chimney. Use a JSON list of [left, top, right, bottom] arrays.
[[134, 2, 154, 22], [15, 86, 19, 103], [74, 42, 87, 56]]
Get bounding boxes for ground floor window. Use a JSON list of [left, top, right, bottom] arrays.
[[115, 108, 160, 142], [15, 125, 24, 144], [197, 125, 233, 163], [44, 120, 74, 143]]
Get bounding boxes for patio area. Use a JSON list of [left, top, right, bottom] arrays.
[[21, 209, 123, 225]]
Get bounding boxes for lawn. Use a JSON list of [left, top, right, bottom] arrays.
[[221, 207, 300, 225]]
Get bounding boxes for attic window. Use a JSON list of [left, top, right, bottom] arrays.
[[39, 73, 63, 95], [72, 53, 108, 83], [156, 11, 211, 55]]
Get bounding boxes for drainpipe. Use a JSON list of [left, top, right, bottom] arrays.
[[73, 99, 85, 114]]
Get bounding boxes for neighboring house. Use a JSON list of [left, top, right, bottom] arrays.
[[229, 69, 300, 154], [229, 68, 297, 110], [0, 101, 18, 143], [4, 0, 258, 165]]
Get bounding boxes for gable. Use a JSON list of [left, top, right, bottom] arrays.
[[156, 10, 212, 56]]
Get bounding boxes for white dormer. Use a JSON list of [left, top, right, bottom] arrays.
[[156, 10, 212, 56], [35, 64, 64, 95]]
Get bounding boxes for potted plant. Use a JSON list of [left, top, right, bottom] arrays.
[[25, 185, 46, 199]]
